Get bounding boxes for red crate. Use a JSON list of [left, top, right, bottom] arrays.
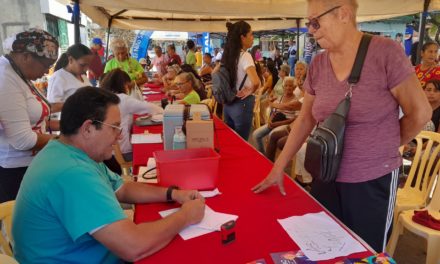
[[153, 148, 220, 190]]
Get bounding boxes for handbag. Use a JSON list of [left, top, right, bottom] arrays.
[[270, 111, 287, 123], [304, 34, 372, 183]]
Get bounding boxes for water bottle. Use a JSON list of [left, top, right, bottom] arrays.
[[173, 126, 186, 150]]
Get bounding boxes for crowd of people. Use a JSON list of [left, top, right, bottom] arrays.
[[0, 0, 438, 262]]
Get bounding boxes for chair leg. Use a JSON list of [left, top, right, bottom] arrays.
[[386, 216, 404, 256], [426, 237, 440, 264]]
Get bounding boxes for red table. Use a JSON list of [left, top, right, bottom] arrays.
[[132, 118, 374, 263], [143, 82, 166, 102]]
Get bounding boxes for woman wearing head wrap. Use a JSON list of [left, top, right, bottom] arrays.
[[0, 28, 61, 202]]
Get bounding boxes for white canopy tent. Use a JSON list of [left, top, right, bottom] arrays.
[[62, 0, 440, 32]]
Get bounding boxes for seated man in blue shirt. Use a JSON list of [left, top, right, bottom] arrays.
[[12, 87, 205, 263]]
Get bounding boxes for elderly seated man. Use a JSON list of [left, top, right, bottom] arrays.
[[12, 87, 205, 263]]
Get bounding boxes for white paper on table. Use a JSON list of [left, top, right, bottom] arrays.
[[143, 91, 161, 95], [131, 134, 162, 144], [277, 211, 366, 261], [199, 188, 222, 198], [159, 206, 238, 240], [403, 158, 412, 166]]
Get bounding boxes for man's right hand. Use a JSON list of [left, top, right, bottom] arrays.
[[180, 198, 205, 226]]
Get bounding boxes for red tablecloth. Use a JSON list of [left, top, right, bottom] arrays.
[[142, 83, 166, 102], [132, 118, 374, 263]]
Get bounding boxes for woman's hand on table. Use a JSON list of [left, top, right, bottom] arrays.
[[251, 167, 286, 196], [173, 189, 204, 204]]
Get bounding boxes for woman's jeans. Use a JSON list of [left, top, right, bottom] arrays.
[[223, 95, 255, 140]]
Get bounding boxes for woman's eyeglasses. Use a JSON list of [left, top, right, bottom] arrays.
[[92, 120, 123, 135], [305, 5, 341, 31], [175, 80, 190, 86]]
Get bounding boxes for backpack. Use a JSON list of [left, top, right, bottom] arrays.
[[211, 65, 247, 105]]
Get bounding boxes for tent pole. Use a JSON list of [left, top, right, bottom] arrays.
[[104, 9, 128, 61], [296, 18, 300, 63], [73, 0, 80, 44], [105, 18, 113, 62], [416, 0, 431, 65]]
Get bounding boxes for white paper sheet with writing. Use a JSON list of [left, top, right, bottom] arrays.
[[277, 211, 366, 261], [131, 134, 162, 144], [159, 206, 238, 240]]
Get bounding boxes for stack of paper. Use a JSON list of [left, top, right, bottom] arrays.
[[131, 134, 162, 144], [159, 206, 238, 240]]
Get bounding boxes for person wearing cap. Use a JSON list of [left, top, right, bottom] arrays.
[[88, 37, 105, 86], [104, 38, 148, 88], [0, 28, 62, 203], [47, 44, 93, 103], [139, 57, 148, 72]]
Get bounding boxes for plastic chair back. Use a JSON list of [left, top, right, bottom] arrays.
[[402, 131, 440, 204], [0, 201, 15, 256]]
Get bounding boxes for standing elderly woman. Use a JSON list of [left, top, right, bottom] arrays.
[[253, 0, 431, 252], [0, 29, 61, 202], [222, 21, 260, 140], [174, 72, 201, 105], [104, 38, 148, 88], [47, 43, 93, 103]]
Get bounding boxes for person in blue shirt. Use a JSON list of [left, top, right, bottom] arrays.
[[12, 87, 205, 264]]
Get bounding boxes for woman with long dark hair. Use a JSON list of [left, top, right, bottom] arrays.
[[47, 44, 93, 103], [221, 21, 260, 140], [100, 69, 163, 162]]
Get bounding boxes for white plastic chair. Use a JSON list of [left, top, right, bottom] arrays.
[[0, 254, 19, 264], [393, 131, 440, 225], [387, 173, 440, 264], [0, 200, 15, 256]]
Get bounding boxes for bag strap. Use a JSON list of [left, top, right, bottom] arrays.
[[347, 34, 372, 85], [238, 74, 248, 91]]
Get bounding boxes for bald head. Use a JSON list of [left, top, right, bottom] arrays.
[[308, 0, 358, 25]]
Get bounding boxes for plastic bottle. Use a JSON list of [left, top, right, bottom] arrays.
[[172, 126, 186, 150]]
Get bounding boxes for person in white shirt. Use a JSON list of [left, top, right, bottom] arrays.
[[221, 21, 261, 140], [0, 28, 61, 202], [100, 68, 163, 161], [214, 43, 224, 66], [47, 44, 93, 103], [149, 46, 167, 77]]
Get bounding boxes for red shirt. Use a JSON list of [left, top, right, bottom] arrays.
[[166, 54, 182, 65], [415, 64, 440, 87]]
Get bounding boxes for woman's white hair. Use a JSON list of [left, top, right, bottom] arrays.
[[283, 76, 295, 87], [110, 38, 128, 53]]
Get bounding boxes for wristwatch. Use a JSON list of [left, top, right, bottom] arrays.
[[166, 185, 179, 203]]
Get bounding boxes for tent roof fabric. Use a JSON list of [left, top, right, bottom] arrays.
[[68, 0, 440, 32]]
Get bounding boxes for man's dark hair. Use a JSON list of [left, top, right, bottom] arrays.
[[60, 87, 120, 136], [186, 40, 195, 50]]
